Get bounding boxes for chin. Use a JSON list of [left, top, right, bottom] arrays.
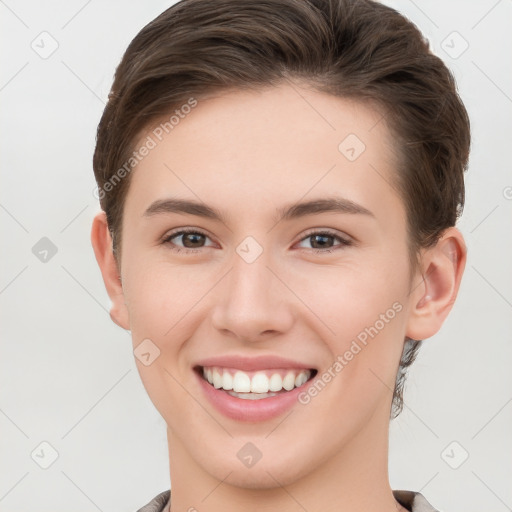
[[225, 466, 304, 490], [196, 447, 314, 490]]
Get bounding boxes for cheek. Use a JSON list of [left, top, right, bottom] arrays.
[[121, 261, 207, 416], [289, 255, 409, 397], [123, 259, 212, 340], [285, 253, 408, 339]]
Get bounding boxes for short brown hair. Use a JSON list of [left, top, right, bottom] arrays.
[[93, 0, 470, 418]]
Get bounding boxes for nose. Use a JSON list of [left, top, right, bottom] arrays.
[[210, 248, 294, 343]]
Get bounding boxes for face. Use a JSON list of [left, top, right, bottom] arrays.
[[116, 82, 417, 488]]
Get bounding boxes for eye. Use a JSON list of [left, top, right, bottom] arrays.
[[161, 228, 353, 255], [162, 228, 215, 253], [296, 229, 353, 254]]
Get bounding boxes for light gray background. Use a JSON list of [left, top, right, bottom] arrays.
[[1, 1, 511, 511]]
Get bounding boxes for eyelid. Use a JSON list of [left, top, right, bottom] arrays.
[[297, 227, 353, 244], [161, 227, 216, 247], [294, 228, 353, 252]]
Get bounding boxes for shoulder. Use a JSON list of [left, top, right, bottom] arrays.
[[393, 490, 441, 512], [136, 489, 171, 512], [137, 489, 439, 512]]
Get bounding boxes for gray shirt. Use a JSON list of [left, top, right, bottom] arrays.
[[136, 489, 440, 512]]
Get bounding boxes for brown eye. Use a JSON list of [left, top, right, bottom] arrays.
[[179, 232, 206, 248], [297, 230, 353, 253], [162, 229, 214, 253]]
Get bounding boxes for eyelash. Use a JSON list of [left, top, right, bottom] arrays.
[[161, 228, 353, 255]]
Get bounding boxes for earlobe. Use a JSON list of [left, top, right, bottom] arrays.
[[90, 211, 130, 330], [405, 227, 467, 341]]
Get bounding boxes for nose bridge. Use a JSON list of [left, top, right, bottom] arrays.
[[231, 247, 273, 306], [211, 241, 293, 340]]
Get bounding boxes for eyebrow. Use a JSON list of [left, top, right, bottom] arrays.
[[143, 196, 375, 224]]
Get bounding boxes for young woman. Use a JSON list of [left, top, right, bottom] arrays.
[[90, 0, 470, 510]]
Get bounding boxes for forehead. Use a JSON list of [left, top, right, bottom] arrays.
[[124, 82, 403, 228]]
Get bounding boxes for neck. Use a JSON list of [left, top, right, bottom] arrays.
[[165, 403, 404, 512]]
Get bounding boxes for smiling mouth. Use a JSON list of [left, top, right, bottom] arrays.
[[194, 365, 318, 399]]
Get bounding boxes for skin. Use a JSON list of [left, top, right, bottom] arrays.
[[91, 81, 466, 512]]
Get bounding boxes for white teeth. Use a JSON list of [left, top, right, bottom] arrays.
[[250, 372, 269, 393], [232, 371, 251, 392], [203, 367, 213, 384], [212, 369, 223, 389], [295, 372, 308, 387], [222, 371, 233, 390], [269, 373, 282, 392], [201, 367, 312, 394], [282, 371, 296, 391], [228, 391, 279, 400]]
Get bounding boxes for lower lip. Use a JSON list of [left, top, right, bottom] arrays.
[[195, 369, 313, 422]]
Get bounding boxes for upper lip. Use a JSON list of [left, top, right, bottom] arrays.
[[194, 355, 315, 372]]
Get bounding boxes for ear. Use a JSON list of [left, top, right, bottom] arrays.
[[405, 227, 467, 341], [90, 211, 130, 330]]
